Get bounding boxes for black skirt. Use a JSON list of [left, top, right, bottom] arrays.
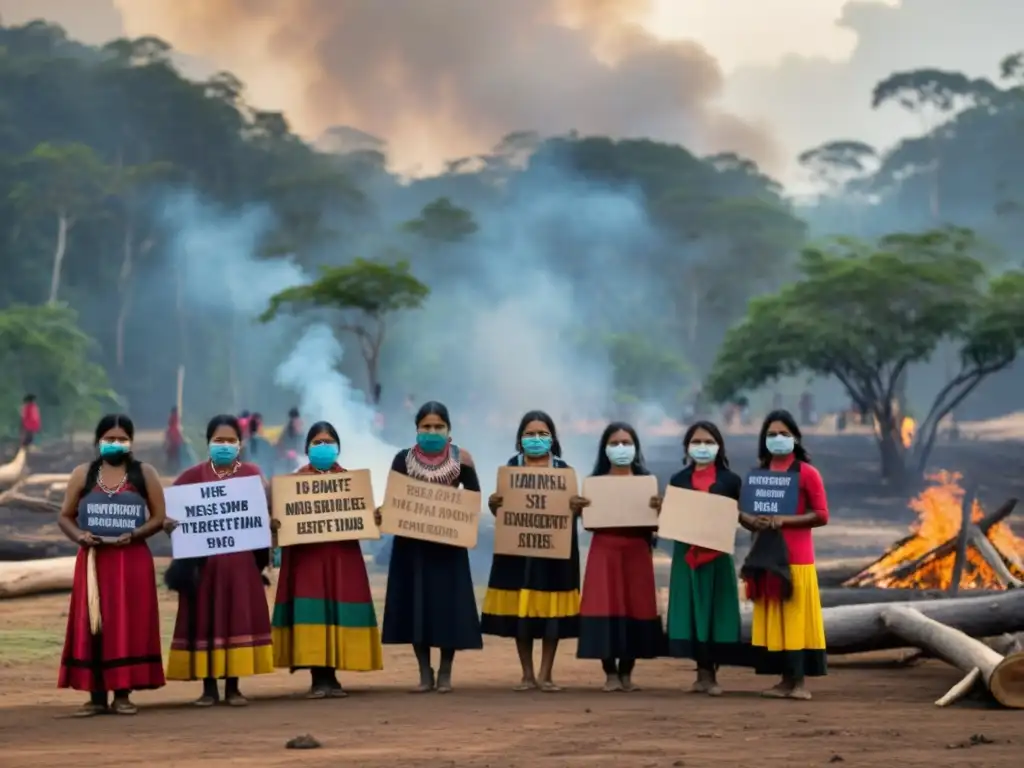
[[381, 535, 483, 650]]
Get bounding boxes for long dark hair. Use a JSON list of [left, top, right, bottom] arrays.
[[757, 409, 810, 467], [514, 409, 562, 456], [84, 414, 144, 496], [414, 400, 451, 429], [591, 421, 649, 476], [305, 420, 340, 452], [682, 419, 730, 469], [206, 414, 242, 442]]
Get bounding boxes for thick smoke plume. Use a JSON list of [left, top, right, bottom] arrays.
[[115, 0, 779, 172]]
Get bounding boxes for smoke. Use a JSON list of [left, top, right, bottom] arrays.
[[114, 0, 780, 174]]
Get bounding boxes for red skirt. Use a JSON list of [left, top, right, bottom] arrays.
[[58, 542, 165, 692], [577, 530, 665, 659]]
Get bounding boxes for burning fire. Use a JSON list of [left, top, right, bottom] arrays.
[[901, 417, 915, 448], [845, 471, 1024, 590]]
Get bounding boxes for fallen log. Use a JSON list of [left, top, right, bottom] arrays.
[[0, 539, 78, 561], [966, 525, 1024, 588], [818, 587, 1004, 608], [0, 448, 27, 489], [0, 556, 76, 599], [0, 491, 61, 514], [985, 633, 1024, 656], [741, 589, 1024, 655], [880, 605, 1024, 708], [948, 482, 977, 595]]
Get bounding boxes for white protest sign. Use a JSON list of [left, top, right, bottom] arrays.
[[167, 475, 271, 559]]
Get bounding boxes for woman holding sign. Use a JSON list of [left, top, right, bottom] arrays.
[[666, 421, 751, 695], [271, 421, 383, 697], [576, 422, 664, 692], [481, 410, 588, 692], [742, 409, 828, 700], [379, 401, 483, 693], [57, 414, 167, 716], [164, 414, 274, 706]]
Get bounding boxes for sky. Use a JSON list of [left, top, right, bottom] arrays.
[[1, 0, 1021, 186]]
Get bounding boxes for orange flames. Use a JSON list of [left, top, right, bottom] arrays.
[[845, 471, 1024, 589], [900, 416, 915, 449]]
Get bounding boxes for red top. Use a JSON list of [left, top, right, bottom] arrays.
[[767, 455, 829, 565], [174, 460, 264, 486], [21, 402, 41, 433], [166, 411, 183, 449]]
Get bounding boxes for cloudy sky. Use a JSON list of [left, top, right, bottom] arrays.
[[1, 0, 1021, 185]]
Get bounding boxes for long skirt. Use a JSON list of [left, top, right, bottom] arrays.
[[577, 531, 664, 659], [750, 563, 827, 677], [665, 544, 743, 666], [58, 543, 165, 692], [166, 552, 274, 680], [272, 541, 383, 671], [381, 536, 482, 650], [480, 527, 580, 640]]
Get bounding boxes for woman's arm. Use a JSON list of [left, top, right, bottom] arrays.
[[133, 463, 167, 540], [774, 465, 829, 529], [57, 465, 92, 545], [459, 449, 482, 492]]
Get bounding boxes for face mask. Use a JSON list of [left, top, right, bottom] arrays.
[[308, 443, 339, 471], [605, 444, 636, 466], [521, 436, 552, 457], [688, 443, 719, 464], [416, 431, 448, 454], [209, 442, 240, 466], [766, 435, 795, 456], [99, 441, 129, 464]]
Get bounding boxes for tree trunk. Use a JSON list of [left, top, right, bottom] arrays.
[[739, 588, 1024, 655], [0, 557, 77, 599], [880, 606, 1024, 708], [818, 587, 1003, 608], [47, 209, 71, 305], [948, 482, 977, 594], [877, 427, 907, 486]]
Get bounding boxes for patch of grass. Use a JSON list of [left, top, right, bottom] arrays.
[[0, 628, 63, 664]]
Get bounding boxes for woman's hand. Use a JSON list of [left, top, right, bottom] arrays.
[[649, 495, 662, 513], [754, 515, 774, 531], [77, 531, 99, 548], [114, 532, 133, 546], [488, 493, 503, 515], [569, 495, 590, 514], [270, 519, 281, 531], [163, 518, 179, 534], [374, 507, 383, 526]]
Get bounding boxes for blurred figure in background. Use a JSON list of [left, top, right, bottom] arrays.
[[20, 394, 41, 447], [164, 406, 185, 474], [276, 407, 303, 471], [237, 410, 251, 437], [241, 413, 275, 478]]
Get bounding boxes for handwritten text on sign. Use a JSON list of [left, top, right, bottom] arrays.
[[78, 489, 147, 539], [738, 470, 799, 515], [494, 466, 576, 559], [271, 469, 379, 546], [378, 471, 480, 548], [167, 475, 270, 558]]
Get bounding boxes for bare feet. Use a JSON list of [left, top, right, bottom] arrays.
[[786, 685, 812, 700], [539, 680, 563, 692], [513, 677, 538, 691], [620, 675, 640, 692], [602, 675, 622, 692]]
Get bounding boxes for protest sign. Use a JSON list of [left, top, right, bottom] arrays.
[[739, 469, 800, 515], [657, 485, 740, 554], [494, 466, 576, 559], [581, 474, 658, 529], [167, 475, 270, 559], [378, 471, 480, 548], [271, 469, 379, 547], [77, 489, 147, 539]]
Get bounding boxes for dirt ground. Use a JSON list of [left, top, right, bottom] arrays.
[[0, 579, 1020, 768]]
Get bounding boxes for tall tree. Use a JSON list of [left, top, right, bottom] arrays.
[[402, 197, 478, 243]]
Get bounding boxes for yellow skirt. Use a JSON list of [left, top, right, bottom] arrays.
[[750, 563, 827, 676], [480, 588, 580, 639], [166, 643, 275, 681]]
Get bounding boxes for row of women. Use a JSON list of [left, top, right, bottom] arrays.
[[56, 403, 828, 716]]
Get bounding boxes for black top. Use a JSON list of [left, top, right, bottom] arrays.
[[668, 464, 742, 500], [390, 448, 481, 491]]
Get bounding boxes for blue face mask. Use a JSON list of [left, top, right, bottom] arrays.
[[765, 435, 795, 456], [308, 443, 339, 471], [209, 442, 240, 466], [605, 444, 636, 466], [416, 431, 448, 454], [99, 441, 129, 463], [521, 436, 552, 457], [688, 443, 718, 464]]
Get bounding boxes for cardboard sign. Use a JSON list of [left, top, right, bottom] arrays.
[[378, 470, 480, 548], [657, 486, 739, 554], [493, 466, 577, 559], [271, 469, 379, 547], [77, 489, 147, 539], [739, 469, 800, 515], [581, 475, 659, 529], [167, 475, 271, 559]]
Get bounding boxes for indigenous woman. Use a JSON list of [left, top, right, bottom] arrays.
[[481, 411, 587, 692], [379, 401, 483, 693], [577, 422, 664, 691], [57, 414, 166, 716], [742, 409, 828, 699], [271, 421, 383, 697], [164, 414, 274, 706], [666, 421, 754, 695]]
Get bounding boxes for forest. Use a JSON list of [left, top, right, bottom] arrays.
[[2, 20, 1024, 484]]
